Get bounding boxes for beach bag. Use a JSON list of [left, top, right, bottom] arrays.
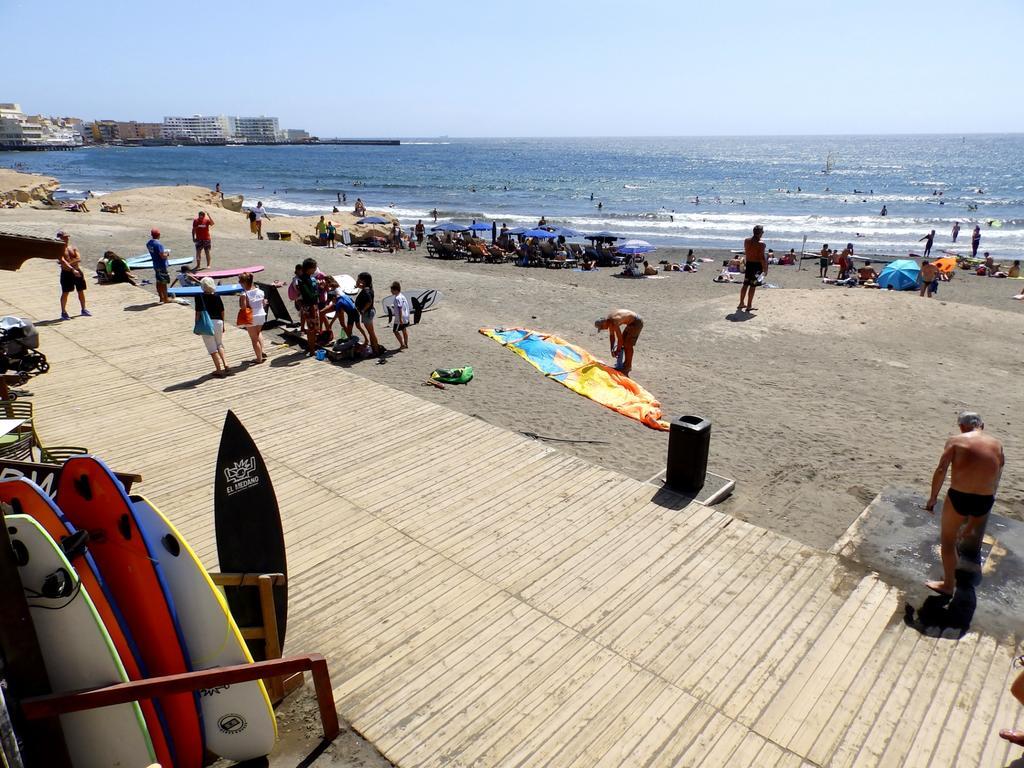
[[430, 366, 474, 385], [193, 308, 214, 336], [236, 292, 253, 327]]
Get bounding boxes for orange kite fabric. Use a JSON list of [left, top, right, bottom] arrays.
[[480, 327, 670, 430]]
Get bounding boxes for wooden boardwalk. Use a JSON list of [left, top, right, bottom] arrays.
[[2, 262, 1021, 767]]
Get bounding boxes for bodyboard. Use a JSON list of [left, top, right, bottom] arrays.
[[214, 411, 287, 659]]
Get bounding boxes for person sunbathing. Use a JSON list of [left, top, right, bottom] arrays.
[[713, 268, 736, 283], [100, 202, 124, 213], [643, 260, 658, 276], [858, 262, 879, 283], [64, 201, 89, 212], [1, 199, 19, 208]]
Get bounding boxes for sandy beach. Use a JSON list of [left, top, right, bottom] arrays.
[[2, 176, 1021, 550]]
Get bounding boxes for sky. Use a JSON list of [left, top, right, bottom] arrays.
[[3, 0, 1022, 137]]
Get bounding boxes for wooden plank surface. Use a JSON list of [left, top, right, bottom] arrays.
[[1, 261, 1020, 768]]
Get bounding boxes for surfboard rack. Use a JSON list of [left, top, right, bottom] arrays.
[[209, 572, 301, 702], [19, 653, 340, 744]]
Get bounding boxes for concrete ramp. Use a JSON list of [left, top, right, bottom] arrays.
[[831, 486, 1024, 638]]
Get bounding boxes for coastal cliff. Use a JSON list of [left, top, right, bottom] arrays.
[[0, 170, 59, 203]]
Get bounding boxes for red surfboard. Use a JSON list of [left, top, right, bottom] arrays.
[[0, 478, 174, 768], [56, 457, 203, 768]]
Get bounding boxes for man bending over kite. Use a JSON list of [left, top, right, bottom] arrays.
[[595, 308, 644, 377]]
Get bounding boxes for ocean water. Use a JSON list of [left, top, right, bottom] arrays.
[[4, 135, 1023, 257]]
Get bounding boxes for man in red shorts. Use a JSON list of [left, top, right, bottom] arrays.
[[192, 210, 215, 269]]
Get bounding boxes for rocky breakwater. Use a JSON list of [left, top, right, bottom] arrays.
[[0, 170, 59, 203]]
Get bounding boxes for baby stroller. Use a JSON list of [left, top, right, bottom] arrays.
[[0, 316, 49, 383]]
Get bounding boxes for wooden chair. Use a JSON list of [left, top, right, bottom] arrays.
[[0, 400, 87, 463]]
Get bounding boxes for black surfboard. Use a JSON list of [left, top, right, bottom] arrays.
[[214, 411, 288, 660]]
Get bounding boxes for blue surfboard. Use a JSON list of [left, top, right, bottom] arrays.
[[168, 284, 244, 297], [128, 256, 193, 270]]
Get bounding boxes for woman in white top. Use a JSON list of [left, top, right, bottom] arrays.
[[238, 271, 268, 363]]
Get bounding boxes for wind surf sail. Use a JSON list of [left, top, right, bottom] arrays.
[[480, 328, 670, 431]]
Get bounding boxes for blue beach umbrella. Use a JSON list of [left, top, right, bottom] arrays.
[[356, 216, 388, 225], [617, 239, 656, 255], [431, 222, 470, 232], [876, 259, 921, 291], [505, 227, 530, 236], [522, 228, 559, 239], [466, 222, 492, 233]]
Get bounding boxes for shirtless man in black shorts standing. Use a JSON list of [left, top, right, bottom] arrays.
[[738, 225, 766, 312], [924, 411, 1005, 596]]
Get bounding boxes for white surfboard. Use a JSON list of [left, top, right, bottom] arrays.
[[7, 515, 155, 768], [130, 496, 277, 761], [332, 274, 358, 296]]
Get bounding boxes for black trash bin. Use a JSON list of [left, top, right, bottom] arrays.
[[666, 415, 711, 493]]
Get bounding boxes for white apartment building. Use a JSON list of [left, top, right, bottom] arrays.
[[161, 115, 234, 142], [0, 103, 83, 147], [233, 116, 280, 142]]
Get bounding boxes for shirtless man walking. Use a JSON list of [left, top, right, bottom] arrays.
[[924, 411, 1004, 596], [738, 225, 766, 312], [919, 260, 939, 298], [595, 308, 643, 377]]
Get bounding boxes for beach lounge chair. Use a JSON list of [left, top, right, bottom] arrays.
[[466, 242, 488, 263]]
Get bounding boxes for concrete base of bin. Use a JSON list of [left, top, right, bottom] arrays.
[[646, 470, 735, 506]]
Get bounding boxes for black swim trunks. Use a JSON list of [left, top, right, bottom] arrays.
[[744, 261, 762, 286], [946, 488, 995, 518], [59, 270, 87, 293]]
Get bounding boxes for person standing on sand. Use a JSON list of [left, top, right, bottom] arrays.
[[354, 272, 382, 356], [924, 411, 1004, 596], [192, 210, 214, 268], [919, 229, 936, 258], [951, 221, 960, 243], [819, 243, 830, 278], [737, 225, 766, 312], [415, 220, 425, 243], [315, 216, 328, 246], [145, 228, 172, 304], [971, 225, 981, 258], [57, 230, 90, 319], [919, 260, 939, 297], [595, 309, 643, 377], [253, 201, 270, 240], [390, 281, 411, 350]]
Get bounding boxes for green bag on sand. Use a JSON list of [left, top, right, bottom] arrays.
[[430, 366, 474, 385]]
